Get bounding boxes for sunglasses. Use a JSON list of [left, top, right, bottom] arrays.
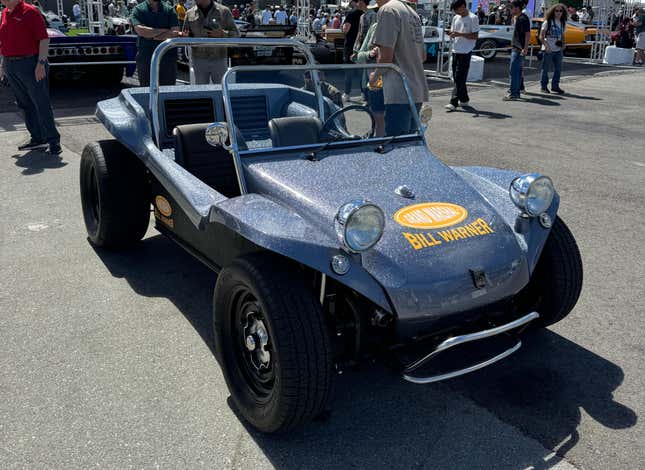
[[555, 9, 563, 12]]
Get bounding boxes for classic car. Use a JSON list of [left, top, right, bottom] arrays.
[[530, 19, 596, 55], [80, 37, 583, 433], [47, 28, 137, 84]]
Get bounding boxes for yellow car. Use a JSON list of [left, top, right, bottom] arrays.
[[530, 19, 595, 54]]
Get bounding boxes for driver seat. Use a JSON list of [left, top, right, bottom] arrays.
[[268, 116, 322, 148]]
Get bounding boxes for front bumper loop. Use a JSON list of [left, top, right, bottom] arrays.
[[402, 311, 539, 384]]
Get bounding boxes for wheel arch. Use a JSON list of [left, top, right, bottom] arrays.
[[209, 193, 394, 313], [453, 165, 560, 274]]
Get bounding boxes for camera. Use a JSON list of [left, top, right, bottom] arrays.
[[555, 40, 563, 47]]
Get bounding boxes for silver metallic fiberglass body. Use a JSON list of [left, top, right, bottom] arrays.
[[94, 38, 558, 343]]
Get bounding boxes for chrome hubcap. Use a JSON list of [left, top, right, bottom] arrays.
[[243, 313, 271, 371]]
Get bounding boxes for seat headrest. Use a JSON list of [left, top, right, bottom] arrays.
[[268, 116, 322, 148]]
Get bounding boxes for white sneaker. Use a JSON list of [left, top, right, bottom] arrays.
[[444, 103, 457, 111]]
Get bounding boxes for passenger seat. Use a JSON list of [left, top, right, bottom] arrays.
[[173, 123, 240, 198]]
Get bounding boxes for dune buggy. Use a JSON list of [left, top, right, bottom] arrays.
[[80, 37, 583, 433]]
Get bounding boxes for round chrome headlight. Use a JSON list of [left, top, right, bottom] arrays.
[[509, 174, 555, 217], [335, 200, 385, 253]]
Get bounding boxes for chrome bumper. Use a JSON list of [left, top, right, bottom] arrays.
[[402, 311, 539, 384]]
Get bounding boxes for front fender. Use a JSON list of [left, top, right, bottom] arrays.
[[454, 166, 560, 274], [208, 194, 393, 312]]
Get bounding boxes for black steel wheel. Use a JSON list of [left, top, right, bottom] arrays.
[[213, 253, 332, 433], [80, 140, 149, 248], [519, 217, 583, 327]]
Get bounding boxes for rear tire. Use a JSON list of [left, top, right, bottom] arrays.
[[80, 140, 149, 249], [524, 217, 583, 327], [213, 253, 332, 433]]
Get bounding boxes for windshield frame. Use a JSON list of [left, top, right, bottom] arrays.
[[222, 63, 424, 160]]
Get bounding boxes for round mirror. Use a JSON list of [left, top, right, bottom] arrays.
[[205, 123, 230, 148]]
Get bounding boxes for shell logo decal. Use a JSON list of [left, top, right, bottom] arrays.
[[155, 195, 173, 217], [394, 202, 468, 229]]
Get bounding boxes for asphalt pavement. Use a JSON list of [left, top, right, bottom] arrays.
[[0, 66, 644, 469]]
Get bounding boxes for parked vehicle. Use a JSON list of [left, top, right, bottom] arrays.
[[47, 29, 137, 84], [80, 37, 583, 434]]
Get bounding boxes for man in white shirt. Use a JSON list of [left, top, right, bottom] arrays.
[[274, 5, 287, 24], [72, 2, 81, 22], [261, 6, 273, 24], [446, 0, 479, 111]]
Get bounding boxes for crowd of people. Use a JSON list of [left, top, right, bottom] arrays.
[[1, 0, 644, 156]]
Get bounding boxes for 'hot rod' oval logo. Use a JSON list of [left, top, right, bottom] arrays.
[[155, 195, 173, 217], [394, 202, 468, 229]]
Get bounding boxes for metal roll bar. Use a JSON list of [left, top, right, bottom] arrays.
[[149, 37, 320, 147]]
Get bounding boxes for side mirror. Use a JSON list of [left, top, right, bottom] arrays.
[[205, 122, 231, 149], [419, 103, 433, 129]]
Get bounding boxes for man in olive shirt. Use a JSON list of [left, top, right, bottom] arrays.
[[372, 0, 428, 136], [184, 0, 239, 84], [130, 0, 181, 86]]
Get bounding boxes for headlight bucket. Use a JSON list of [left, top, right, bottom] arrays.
[[509, 173, 555, 217], [335, 200, 385, 253]]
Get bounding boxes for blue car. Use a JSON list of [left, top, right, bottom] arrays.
[[79, 38, 583, 433]]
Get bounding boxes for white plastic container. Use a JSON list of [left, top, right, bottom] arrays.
[[603, 46, 634, 65]]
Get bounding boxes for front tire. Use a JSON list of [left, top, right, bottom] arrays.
[[80, 140, 149, 249], [213, 254, 332, 433], [524, 217, 583, 327]]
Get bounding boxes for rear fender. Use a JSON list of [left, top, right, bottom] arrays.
[[209, 194, 393, 312], [454, 166, 560, 273]]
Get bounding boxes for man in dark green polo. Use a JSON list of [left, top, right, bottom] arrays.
[[130, 0, 182, 86]]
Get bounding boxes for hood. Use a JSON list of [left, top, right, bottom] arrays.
[[244, 142, 529, 321]]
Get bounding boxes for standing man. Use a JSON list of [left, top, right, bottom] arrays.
[[72, 1, 81, 23], [0, 0, 61, 154], [245, 2, 256, 25], [184, 0, 239, 85], [632, 6, 644, 66], [130, 0, 181, 87], [476, 4, 486, 24], [503, 0, 530, 101], [274, 5, 287, 24], [341, 0, 363, 102], [430, 3, 439, 26], [372, 0, 428, 136], [445, 0, 479, 111], [353, 0, 376, 59], [260, 4, 272, 24]]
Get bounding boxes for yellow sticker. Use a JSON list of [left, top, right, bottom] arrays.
[[402, 218, 495, 251], [155, 195, 172, 217], [394, 202, 468, 229]]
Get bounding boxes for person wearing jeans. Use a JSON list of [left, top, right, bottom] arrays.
[[0, 0, 61, 154], [540, 4, 567, 94], [504, 0, 530, 101], [445, 0, 479, 111], [342, 1, 364, 101]]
